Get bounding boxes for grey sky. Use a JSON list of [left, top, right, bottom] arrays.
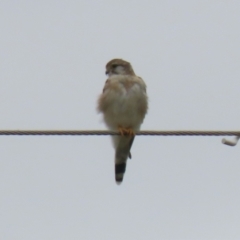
[[1, 1, 240, 239]]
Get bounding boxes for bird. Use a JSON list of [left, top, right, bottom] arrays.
[[97, 59, 148, 184]]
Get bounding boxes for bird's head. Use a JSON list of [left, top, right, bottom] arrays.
[[105, 59, 135, 76]]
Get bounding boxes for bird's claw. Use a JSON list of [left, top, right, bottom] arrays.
[[118, 126, 135, 136]]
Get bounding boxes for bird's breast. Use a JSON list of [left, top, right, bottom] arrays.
[[101, 77, 147, 130]]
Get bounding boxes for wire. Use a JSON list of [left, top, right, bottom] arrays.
[[0, 130, 239, 136]]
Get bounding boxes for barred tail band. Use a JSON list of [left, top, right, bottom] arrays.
[[115, 163, 126, 184]]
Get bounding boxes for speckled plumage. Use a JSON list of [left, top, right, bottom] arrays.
[[98, 59, 148, 184]]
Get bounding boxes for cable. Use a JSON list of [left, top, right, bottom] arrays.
[[0, 130, 239, 136]]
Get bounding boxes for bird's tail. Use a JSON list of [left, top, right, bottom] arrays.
[[114, 136, 135, 184]]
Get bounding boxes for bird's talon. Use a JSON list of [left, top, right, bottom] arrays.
[[118, 126, 125, 136], [118, 126, 135, 136]]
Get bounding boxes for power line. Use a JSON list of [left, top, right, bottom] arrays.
[[0, 130, 238, 136], [0, 130, 238, 146]]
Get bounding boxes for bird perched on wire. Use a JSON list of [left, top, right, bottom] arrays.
[[98, 59, 148, 184]]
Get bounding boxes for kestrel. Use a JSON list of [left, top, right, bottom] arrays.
[[98, 59, 148, 184]]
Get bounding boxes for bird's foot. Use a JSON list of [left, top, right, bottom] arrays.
[[118, 126, 135, 136]]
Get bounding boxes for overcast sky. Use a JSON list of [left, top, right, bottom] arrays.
[[1, 1, 240, 239]]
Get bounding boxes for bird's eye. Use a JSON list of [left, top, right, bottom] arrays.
[[112, 64, 118, 68]]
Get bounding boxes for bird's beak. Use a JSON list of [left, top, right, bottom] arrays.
[[105, 71, 109, 75]]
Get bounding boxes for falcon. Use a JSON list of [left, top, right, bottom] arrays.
[[98, 59, 148, 184]]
